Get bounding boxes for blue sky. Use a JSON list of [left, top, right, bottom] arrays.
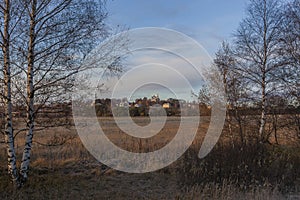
[[106, 0, 248, 56], [99, 1, 250, 101]]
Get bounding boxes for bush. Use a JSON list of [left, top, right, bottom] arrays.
[[176, 143, 300, 193]]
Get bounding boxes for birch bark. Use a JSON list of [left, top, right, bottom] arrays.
[[20, 0, 36, 182], [1, 0, 19, 186]]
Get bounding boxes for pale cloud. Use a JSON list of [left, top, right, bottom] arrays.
[[93, 28, 219, 101]]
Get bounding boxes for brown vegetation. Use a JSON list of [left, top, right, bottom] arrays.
[[0, 116, 299, 199]]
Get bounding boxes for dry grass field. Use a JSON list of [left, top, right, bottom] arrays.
[[0, 116, 299, 199]]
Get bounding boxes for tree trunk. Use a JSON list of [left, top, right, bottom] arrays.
[[259, 1, 268, 143], [2, 0, 19, 187], [259, 78, 266, 143], [20, 0, 36, 183]]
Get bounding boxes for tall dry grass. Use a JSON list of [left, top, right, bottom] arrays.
[[0, 116, 299, 199]]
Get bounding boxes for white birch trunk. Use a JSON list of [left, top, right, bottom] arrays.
[[259, 81, 266, 142], [2, 0, 19, 186], [259, 2, 268, 143], [20, 0, 36, 182]]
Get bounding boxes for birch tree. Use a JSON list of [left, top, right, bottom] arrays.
[[0, 0, 119, 187], [0, 0, 19, 185], [0, 0, 25, 187], [233, 0, 287, 143], [15, 0, 108, 183]]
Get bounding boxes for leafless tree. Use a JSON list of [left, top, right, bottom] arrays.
[[0, 0, 127, 187], [14, 0, 110, 184], [0, 0, 25, 187], [233, 0, 288, 143], [0, 0, 18, 184]]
